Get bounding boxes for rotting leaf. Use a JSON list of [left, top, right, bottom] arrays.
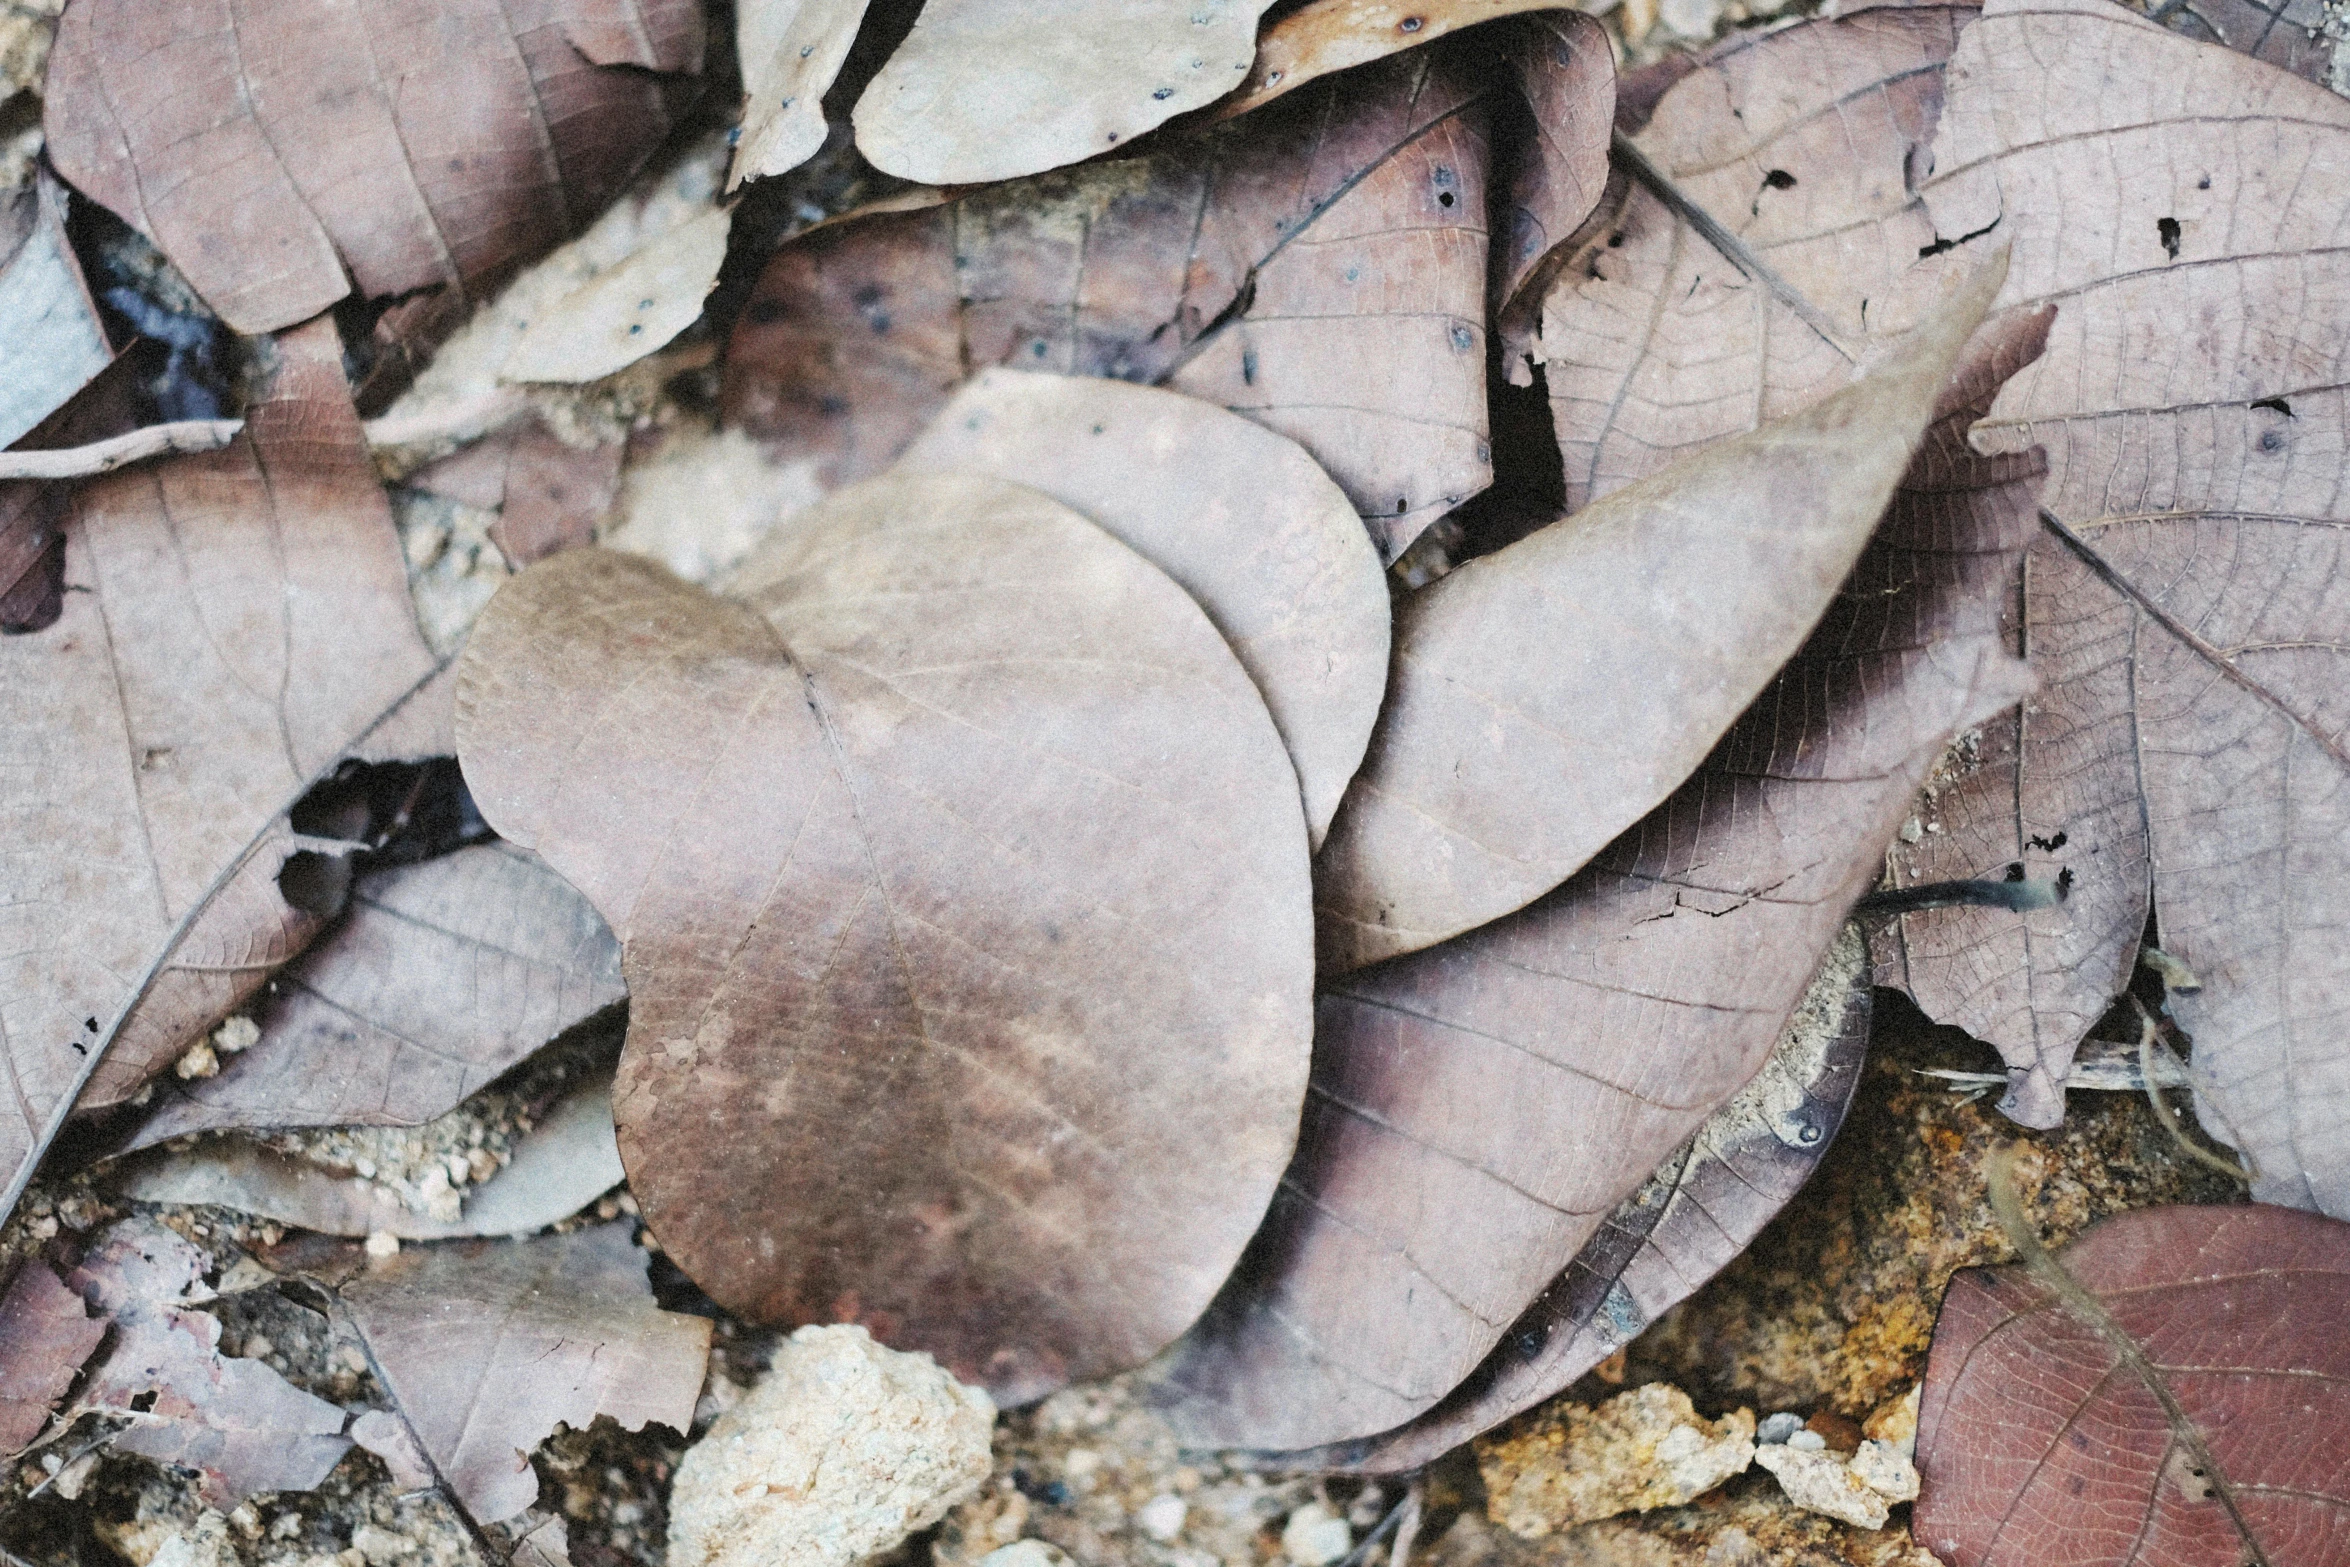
[[1152, 303, 2048, 1452], [0, 171, 112, 450], [850, 0, 1277, 185], [113, 1067, 626, 1242], [454, 473, 1315, 1404], [68, 1218, 350, 1506], [1313, 260, 2005, 973], [339, 1224, 709, 1525], [0, 319, 444, 1227], [894, 370, 1389, 848], [1273, 930, 1872, 1474], [120, 843, 624, 1149], [0, 1259, 106, 1452], [43, 0, 704, 372], [724, 42, 1598, 562], [1915, 1201, 2350, 1567]]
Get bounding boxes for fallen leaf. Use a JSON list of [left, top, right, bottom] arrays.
[[411, 419, 624, 569], [723, 46, 1547, 562], [1286, 931, 1871, 1473], [1151, 303, 2047, 1452], [500, 205, 732, 385], [1914, 1202, 2350, 1567], [894, 370, 1389, 848], [0, 319, 443, 1224], [1492, 12, 1618, 377], [850, 0, 1276, 185], [1223, 0, 1563, 118], [0, 1259, 106, 1452], [730, 0, 874, 188], [1313, 261, 2001, 973], [339, 1224, 709, 1524], [114, 1066, 626, 1241], [2150, 0, 2339, 81], [0, 172, 111, 449], [1, 349, 141, 636], [454, 474, 1315, 1404], [69, 1218, 351, 1507], [43, 0, 704, 349], [119, 844, 621, 1146]]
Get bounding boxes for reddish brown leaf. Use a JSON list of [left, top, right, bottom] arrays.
[[1, 350, 143, 639], [1312, 262, 2004, 972], [1152, 304, 2047, 1452], [43, 0, 703, 342], [724, 45, 1554, 562], [412, 421, 622, 568], [0, 1259, 106, 1452], [454, 474, 1315, 1404], [0, 319, 442, 1225], [1915, 1203, 2350, 1567], [894, 370, 1389, 848], [340, 1224, 709, 1524], [69, 1219, 351, 1506]]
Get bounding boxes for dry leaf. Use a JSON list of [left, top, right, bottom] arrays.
[[1223, 0, 1566, 118], [455, 474, 1314, 1404], [114, 1067, 625, 1242], [1294, 935, 1872, 1473], [1313, 262, 2004, 972], [411, 418, 625, 569], [851, 0, 1275, 185], [121, 843, 623, 1148], [1915, 1203, 2350, 1567], [2151, 0, 2340, 81], [731, 0, 874, 188], [69, 1219, 351, 1506], [0, 1259, 106, 1452], [0, 319, 442, 1223], [0, 172, 111, 449], [895, 370, 1389, 848], [500, 205, 732, 385], [43, 0, 704, 346], [340, 1224, 709, 1524], [1152, 305, 2047, 1452], [1, 348, 141, 637], [725, 48, 1520, 562]]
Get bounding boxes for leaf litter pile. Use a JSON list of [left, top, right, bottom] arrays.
[[0, 0, 2346, 1565]]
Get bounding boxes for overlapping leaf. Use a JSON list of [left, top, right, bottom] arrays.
[[0, 172, 111, 450], [895, 370, 1389, 847], [1915, 1203, 2350, 1566], [724, 24, 1614, 562], [730, 0, 874, 187], [0, 1260, 105, 1451], [454, 472, 1315, 1404], [1152, 300, 2047, 1452]]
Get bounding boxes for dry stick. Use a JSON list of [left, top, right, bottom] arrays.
[[2130, 999, 2254, 1183], [1985, 1146, 2272, 1567], [1336, 1477, 1424, 1567], [0, 420, 243, 481]]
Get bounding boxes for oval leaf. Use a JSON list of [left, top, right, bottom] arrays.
[[454, 473, 1315, 1403], [895, 370, 1389, 848]]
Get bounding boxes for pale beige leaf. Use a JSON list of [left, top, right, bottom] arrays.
[[732, 0, 874, 188], [0, 172, 110, 449], [501, 206, 733, 385]]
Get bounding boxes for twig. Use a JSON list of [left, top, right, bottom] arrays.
[[2131, 999, 2253, 1183], [1336, 1478, 1424, 1567], [0, 421, 243, 482]]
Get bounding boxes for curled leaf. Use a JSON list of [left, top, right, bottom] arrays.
[[732, 0, 874, 188], [455, 473, 1314, 1403]]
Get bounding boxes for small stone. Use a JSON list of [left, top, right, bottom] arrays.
[[1755, 1412, 1804, 1445], [1659, 0, 1722, 36], [667, 1324, 995, 1567], [1136, 1494, 1187, 1542], [364, 1231, 399, 1258], [350, 1524, 409, 1566], [213, 1016, 259, 1054], [1851, 1438, 1921, 1502], [174, 1040, 220, 1080], [1752, 1444, 1890, 1529], [1477, 1384, 1755, 1539], [976, 1545, 1071, 1567], [1786, 1428, 1827, 1451], [1279, 1502, 1352, 1566], [1864, 1384, 1921, 1456]]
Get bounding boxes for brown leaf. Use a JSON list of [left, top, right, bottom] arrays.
[[1277, 932, 1872, 1473], [1152, 305, 2047, 1452], [1313, 261, 2004, 974], [120, 843, 623, 1148], [1914, 1203, 2350, 1567], [413, 421, 624, 570], [114, 1066, 626, 1241], [43, 0, 703, 339], [454, 474, 1315, 1404], [0, 319, 443, 1222], [0, 1259, 106, 1452], [340, 1224, 709, 1524], [723, 47, 1539, 563], [1, 348, 143, 638], [2151, 0, 2340, 82], [0, 172, 112, 450], [894, 369, 1389, 848], [69, 1218, 351, 1506], [849, 0, 1276, 185]]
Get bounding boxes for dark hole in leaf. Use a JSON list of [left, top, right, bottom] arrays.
[[1762, 168, 1797, 189], [1920, 215, 2000, 259], [1608, 231, 1626, 248], [129, 1390, 157, 1413], [2251, 395, 2292, 416], [2027, 830, 2068, 851], [1439, 190, 1456, 207], [287, 757, 489, 867], [2158, 216, 2182, 258]]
